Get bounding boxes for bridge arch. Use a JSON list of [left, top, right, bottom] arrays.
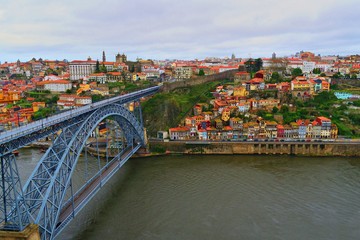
[[22, 103, 144, 239]]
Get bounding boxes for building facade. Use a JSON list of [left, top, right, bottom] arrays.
[[69, 59, 97, 81]]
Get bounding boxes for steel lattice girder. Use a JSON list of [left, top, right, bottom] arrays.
[[0, 86, 159, 237], [0, 114, 91, 157], [0, 153, 29, 231], [21, 103, 143, 240], [0, 86, 159, 157]]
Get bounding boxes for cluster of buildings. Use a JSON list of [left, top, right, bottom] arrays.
[[263, 51, 360, 77], [233, 71, 330, 100], [0, 101, 46, 131], [0, 51, 358, 133], [168, 69, 339, 141], [168, 116, 338, 141]]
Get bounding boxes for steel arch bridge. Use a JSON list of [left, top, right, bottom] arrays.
[[0, 86, 160, 239]]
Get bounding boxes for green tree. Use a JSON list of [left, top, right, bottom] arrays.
[[332, 72, 342, 79], [92, 94, 104, 102], [352, 100, 360, 107], [312, 68, 321, 74], [272, 106, 279, 114], [100, 64, 107, 73], [280, 105, 289, 113], [269, 72, 282, 83], [291, 68, 303, 77], [95, 60, 100, 73], [245, 58, 255, 75], [351, 74, 358, 79], [330, 84, 340, 90], [46, 95, 59, 104], [198, 69, 205, 76], [33, 107, 54, 120], [313, 91, 337, 104], [245, 58, 262, 77], [254, 58, 263, 72]]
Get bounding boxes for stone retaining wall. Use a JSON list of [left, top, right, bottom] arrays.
[[150, 141, 360, 157]]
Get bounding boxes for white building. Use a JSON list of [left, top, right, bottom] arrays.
[[43, 74, 62, 81], [57, 94, 92, 109], [286, 57, 303, 73], [75, 96, 92, 105], [219, 66, 238, 73], [175, 66, 192, 80], [69, 59, 97, 81], [315, 62, 332, 72], [302, 61, 316, 73], [36, 80, 72, 92], [88, 73, 107, 84]]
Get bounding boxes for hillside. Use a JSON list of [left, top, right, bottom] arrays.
[[142, 80, 224, 137]]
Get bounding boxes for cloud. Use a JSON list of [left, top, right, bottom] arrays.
[[0, 0, 359, 62]]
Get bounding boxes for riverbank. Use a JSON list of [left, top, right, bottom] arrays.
[[149, 140, 360, 157], [29, 140, 360, 157]]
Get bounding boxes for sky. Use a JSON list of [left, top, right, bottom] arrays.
[[1, 0, 359, 62]]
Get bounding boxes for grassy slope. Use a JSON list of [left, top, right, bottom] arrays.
[[142, 81, 222, 137]]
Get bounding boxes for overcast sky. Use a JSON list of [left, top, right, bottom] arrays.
[[1, 0, 359, 62]]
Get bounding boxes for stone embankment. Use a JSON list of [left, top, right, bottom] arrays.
[[30, 140, 360, 157], [150, 141, 360, 157], [161, 70, 238, 93]]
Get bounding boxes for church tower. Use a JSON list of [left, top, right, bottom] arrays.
[[102, 51, 106, 62], [116, 52, 127, 63]]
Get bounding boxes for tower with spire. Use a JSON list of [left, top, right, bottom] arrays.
[[102, 51, 106, 62]]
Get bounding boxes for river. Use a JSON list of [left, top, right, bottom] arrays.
[[16, 149, 360, 240]]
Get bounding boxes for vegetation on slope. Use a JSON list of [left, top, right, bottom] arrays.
[[142, 80, 224, 137]]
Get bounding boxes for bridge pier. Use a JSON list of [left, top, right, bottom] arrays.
[[0, 224, 40, 240]]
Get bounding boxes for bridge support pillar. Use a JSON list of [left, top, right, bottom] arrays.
[[0, 224, 40, 240]]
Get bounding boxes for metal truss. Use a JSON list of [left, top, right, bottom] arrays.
[[0, 86, 159, 237], [0, 153, 29, 231], [0, 114, 91, 157], [21, 103, 144, 240], [0, 86, 159, 157]]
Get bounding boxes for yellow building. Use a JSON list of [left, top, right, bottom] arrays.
[[32, 102, 46, 112], [291, 77, 310, 91], [221, 108, 231, 122], [0, 90, 21, 103], [330, 124, 338, 139], [233, 86, 249, 97]]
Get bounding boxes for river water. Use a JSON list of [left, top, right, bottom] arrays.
[[16, 149, 360, 240]]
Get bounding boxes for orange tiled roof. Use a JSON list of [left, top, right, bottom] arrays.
[[249, 78, 264, 84], [223, 126, 233, 131], [36, 80, 71, 85], [169, 126, 190, 132]]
